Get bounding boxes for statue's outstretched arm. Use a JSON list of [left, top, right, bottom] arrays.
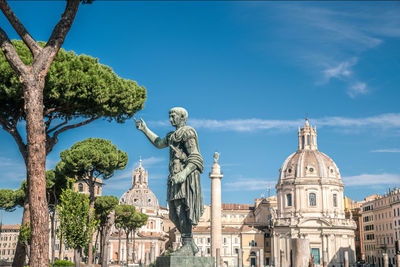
[[134, 118, 167, 149]]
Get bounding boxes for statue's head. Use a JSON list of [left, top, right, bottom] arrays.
[[169, 107, 188, 128]]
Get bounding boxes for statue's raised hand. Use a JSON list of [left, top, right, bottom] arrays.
[[134, 118, 146, 131]]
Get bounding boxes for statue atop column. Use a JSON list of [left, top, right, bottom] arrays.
[[135, 107, 204, 256]]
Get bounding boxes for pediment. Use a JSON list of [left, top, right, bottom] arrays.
[[298, 217, 331, 227]]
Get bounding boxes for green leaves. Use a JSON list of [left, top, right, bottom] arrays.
[[57, 138, 128, 180], [0, 39, 146, 127], [57, 189, 99, 250], [115, 204, 148, 234], [95, 195, 119, 226], [0, 189, 18, 212], [18, 223, 31, 245]]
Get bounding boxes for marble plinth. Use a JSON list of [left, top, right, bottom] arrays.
[[156, 256, 214, 267]]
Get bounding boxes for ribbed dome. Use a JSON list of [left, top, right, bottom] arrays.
[[119, 159, 159, 209], [120, 188, 159, 209], [279, 150, 341, 181], [278, 119, 342, 184]]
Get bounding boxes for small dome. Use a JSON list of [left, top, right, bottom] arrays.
[[278, 119, 342, 184], [279, 150, 341, 182], [120, 187, 159, 209], [119, 159, 159, 209]]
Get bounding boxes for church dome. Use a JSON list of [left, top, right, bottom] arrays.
[[278, 119, 342, 184], [120, 159, 159, 209]]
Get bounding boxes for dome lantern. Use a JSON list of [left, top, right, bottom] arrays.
[[298, 118, 318, 151]]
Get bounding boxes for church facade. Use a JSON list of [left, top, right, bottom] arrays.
[[272, 119, 356, 267], [108, 160, 169, 264]]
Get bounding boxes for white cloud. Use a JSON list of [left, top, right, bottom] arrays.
[[342, 173, 400, 186], [371, 149, 400, 153], [323, 58, 356, 81], [139, 156, 165, 167], [150, 113, 400, 133], [260, 5, 400, 98], [224, 178, 275, 191], [348, 82, 368, 98]]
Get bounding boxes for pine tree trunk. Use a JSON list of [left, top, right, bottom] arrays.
[[132, 231, 136, 264], [74, 248, 81, 267], [12, 192, 30, 267], [101, 226, 110, 267], [50, 208, 56, 266], [98, 229, 103, 263], [118, 229, 121, 264], [24, 77, 49, 267], [87, 177, 96, 266], [126, 231, 130, 264]]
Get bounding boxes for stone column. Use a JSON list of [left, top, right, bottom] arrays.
[[216, 248, 221, 267], [210, 152, 223, 258], [383, 253, 389, 267], [150, 243, 155, 263], [145, 252, 150, 266], [396, 254, 400, 267], [344, 250, 349, 267], [291, 238, 310, 267], [259, 248, 264, 267], [238, 248, 243, 267]]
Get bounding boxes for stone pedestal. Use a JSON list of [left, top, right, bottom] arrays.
[[156, 256, 215, 267]]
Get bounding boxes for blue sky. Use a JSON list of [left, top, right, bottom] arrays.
[[1, 1, 399, 224]]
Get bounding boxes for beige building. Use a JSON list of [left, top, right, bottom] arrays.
[[174, 196, 277, 267], [361, 187, 400, 267], [0, 224, 19, 263], [273, 119, 356, 267], [344, 196, 367, 262]]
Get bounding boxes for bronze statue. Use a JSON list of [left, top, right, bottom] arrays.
[[135, 107, 204, 256]]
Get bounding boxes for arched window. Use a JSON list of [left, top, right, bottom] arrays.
[[309, 193, 316, 206], [286, 194, 292, 207], [333, 194, 338, 207], [78, 183, 83, 192]]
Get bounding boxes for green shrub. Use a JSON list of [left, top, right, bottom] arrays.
[[54, 259, 74, 266]]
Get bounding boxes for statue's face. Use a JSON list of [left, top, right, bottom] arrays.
[[169, 111, 182, 127]]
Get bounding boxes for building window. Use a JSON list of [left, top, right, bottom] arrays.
[[286, 194, 292, 207], [309, 193, 316, 207], [333, 194, 337, 207], [78, 183, 83, 192], [207, 248, 210, 254]]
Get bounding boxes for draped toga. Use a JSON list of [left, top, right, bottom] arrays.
[[166, 126, 204, 225]]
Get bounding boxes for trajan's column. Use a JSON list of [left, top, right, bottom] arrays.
[[209, 152, 223, 258]]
